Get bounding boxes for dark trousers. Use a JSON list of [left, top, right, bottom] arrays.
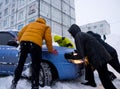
[[107, 55, 120, 79], [109, 57, 120, 74], [85, 64, 96, 83], [85, 64, 116, 89], [13, 41, 42, 88]]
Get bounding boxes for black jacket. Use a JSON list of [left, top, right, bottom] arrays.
[[87, 31, 118, 59], [68, 24, 112, 69]]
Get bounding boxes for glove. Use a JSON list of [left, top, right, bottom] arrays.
[[84, 57, 89, 65], [51, 49, 58, 55]]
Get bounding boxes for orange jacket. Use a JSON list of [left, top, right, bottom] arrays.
[[18, 18, 53, 52]]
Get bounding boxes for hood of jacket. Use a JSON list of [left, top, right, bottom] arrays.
[[68, 24, 81, 38], [54, 35, 62, 42], [35, 18, 46, 24]]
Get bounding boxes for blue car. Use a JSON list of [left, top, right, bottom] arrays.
[[0, 30, 84, 87]]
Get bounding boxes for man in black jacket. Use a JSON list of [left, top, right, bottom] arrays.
[[87, 31, 120, 74], [86, 31, 120, 80], [68, 24, 116, 89]]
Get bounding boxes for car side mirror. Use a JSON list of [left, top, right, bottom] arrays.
[[7, 40, 19, 47]]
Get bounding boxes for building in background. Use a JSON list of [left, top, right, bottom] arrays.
[[80, 20, 111, 35], [0, 0, 75, 37], [80, 20, 111, 40]]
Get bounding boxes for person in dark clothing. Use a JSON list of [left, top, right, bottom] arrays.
[[68, 24, 117, 89], [87, 31, 120, 73], [10, 18, 58, 89], [87, 31, 120, 74]]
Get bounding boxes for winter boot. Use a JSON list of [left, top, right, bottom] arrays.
[[81, 81, 97, 87], [108, 71, 117, 81], [109, 73, 117, 81]]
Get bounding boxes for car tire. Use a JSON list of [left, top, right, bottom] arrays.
[[21, 61, 53, 87], [39, 62, 53, 87]]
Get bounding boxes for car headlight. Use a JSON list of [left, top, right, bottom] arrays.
[[68, 59, 84, 64], [65, 52, 84, 64]]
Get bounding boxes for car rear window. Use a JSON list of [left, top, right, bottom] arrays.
[[0, 32, 15, 45]]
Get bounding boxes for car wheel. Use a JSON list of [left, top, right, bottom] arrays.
[[39, 62, 53, 87]]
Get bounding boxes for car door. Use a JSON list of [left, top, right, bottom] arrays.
[[0, 46, 19, 75]]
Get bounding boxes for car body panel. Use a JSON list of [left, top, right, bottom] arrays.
[[42, 46, 81, 80], [0, 45, 30, 75]]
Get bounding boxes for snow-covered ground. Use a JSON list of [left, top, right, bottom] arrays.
[[0, 33, 120, 89]]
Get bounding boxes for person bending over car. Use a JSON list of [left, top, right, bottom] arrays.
[[87, 31, 120, 75], [11, 17, 57, 89], [68, 24, 117, 89], [84, 31, 120, 86], [54, 35, 75, 48]]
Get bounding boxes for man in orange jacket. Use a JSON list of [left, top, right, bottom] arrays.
[[11, 17, 57, 89]]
